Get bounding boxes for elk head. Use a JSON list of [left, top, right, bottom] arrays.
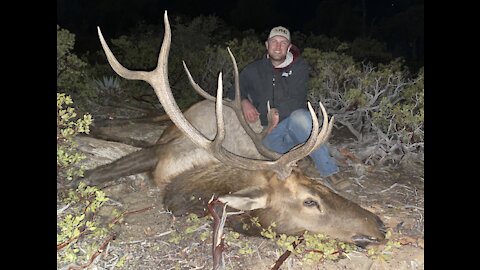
[[97, 11, 387, 247]]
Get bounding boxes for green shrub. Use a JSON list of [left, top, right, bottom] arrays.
[[373, 67, 424, 144], [57, 93, 92, 181], [303, 48, 359, 99], [56, 94, 124, 268], [57, 26, 92, 106], [349, 37, 393, 65], [303, 47, 423, 162], [57, 183, 120, 266]]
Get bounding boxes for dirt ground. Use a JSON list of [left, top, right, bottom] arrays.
[[58, 113, 424, 270]]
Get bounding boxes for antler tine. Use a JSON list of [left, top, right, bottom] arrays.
[[97, 27, 149, 81], [213, 72, 226, 148], [182, 60, 228, 105], [226, 47, 241, 106], [309, 102, 335, 155]]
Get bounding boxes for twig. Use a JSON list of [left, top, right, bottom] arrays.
[[153, 229, 176, 238], [270, 236, 304, 270], [57, 230, 88, 250], [380, 183, 399, 193], [403, 205, 424, 211], [57, 204, 71, 215], [107, 256, 119, 270], [352, 175, 366, 188], [109, 205, 155, 225], [118, 239, 147, 245], [207, 196, 227, 270], [67, 234, 116, 270]]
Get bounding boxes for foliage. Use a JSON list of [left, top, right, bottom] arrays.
[[57, 93, 92, 181], [244, 217, 356, 264], [294, 32, 343, 54], [89, 22, 163, 110], [90, 75, 123, 97], [366, 230, 402, 262], [188, 37, 265, 99], [225, 231, 256, 255], [237, 217, 404, 265], [57, 183, 122, 266], [57, 25, 92, 107], [303, 48, 359, 98], [225, 37, 265, 70], [348, 37, 393, 65], [172, 14, 231, 49], [168, 15, 234, 107], [293, 33, 393, 67], [373, 67, 424, 143], [57, 94, 123, 268], [87, 75, 127, 112], [168, 213, 212, 244], [303, 48, 423, 164]]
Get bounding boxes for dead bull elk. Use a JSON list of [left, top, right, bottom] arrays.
[[95, 11, 386, 247]]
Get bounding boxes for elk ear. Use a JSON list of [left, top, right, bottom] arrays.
[[218, 187, 268, 211]]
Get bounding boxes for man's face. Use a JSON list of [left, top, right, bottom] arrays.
[[266, 36, 291, 62]]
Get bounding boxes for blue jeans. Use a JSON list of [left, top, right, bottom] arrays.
[[263, 109, 339, 177]]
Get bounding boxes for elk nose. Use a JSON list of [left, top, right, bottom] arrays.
[[351, 235, 383, 248], [351, 219, 388, 248]]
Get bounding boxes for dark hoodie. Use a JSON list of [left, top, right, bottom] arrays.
[[227, 45, 311, 126]]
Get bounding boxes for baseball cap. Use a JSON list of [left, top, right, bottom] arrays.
[[268, 26, 290, 41]]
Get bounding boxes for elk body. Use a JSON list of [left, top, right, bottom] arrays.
[[92, 11, 387, 247]]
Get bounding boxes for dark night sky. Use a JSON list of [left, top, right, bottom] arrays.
[[57, 0, 423, 69], [57, 0, 415, 31]]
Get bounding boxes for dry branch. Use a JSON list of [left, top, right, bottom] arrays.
[[207, 196, 227, 270]]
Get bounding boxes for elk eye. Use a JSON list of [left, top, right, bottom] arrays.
[[303, 199, 318, 207]]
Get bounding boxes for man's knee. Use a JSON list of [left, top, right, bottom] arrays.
[[288, 109, 312, 131]]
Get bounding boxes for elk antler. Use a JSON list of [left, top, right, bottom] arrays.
[[97, 11, 334, 180]]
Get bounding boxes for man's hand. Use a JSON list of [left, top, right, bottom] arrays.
[[241, 99, 260, 123]]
